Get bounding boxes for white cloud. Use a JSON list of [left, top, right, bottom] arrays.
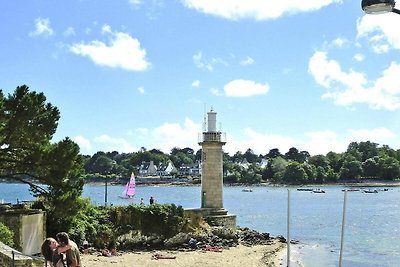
[[129, 0, 142, 6], [69, 25, 150, 71], [191, 80, 200, 87], [181, 0, 342, 20], [29, 18, 54, 37], [240, 56, 255, 66], [193, 52, 213, 71], [193, 52, 228, 71], [72, 135, 92, 153], [137, 86, 145, 94], [332, 37, 348, 48], [309, 51, 400, 110], [353, 53, 365, 62], [63, 27, 75, 37], [75, 123, 397, 157], [94, 134, 136, 153], [357, 14, 400, 52], [225, 128, 297, 155], [225, 127, 397, 156], [135, 118, 201, 152], [347, 127, 396, 142], [210, 88, 222, 96], [223, 79, 269, 97]]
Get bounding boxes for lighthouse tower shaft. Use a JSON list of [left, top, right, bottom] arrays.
[[198, 110, 226, 209]]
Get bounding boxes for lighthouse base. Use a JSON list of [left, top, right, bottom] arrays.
[[184, 208, 236, 229]]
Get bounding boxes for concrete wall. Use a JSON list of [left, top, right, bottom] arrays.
[[0, 208, 45, 255], [0, 241, 43, 267]]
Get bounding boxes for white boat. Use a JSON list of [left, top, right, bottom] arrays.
[[119, 172, 136, 199]]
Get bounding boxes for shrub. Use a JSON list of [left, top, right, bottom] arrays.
[[0, 222, 14, 247]]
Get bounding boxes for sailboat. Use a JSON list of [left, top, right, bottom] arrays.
[[119, 172, 136, 199]]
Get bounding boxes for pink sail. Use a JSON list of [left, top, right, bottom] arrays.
[[122, 172, 136, 198]]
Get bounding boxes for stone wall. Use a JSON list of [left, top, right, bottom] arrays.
[[0, 241, 43, 267], [0, 205, 45, 255]]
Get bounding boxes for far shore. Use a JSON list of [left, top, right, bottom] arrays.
[[1, 178, 399, 188], [84, 179, 400, 188]]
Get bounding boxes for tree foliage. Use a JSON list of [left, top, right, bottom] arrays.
[[0, 85, 84, 236]]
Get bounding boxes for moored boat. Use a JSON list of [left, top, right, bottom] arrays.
[[313, 189, 325, 193], [363, 189, 378, 193]]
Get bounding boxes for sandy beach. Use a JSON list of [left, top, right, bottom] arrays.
[[80, 240, 286, 267]]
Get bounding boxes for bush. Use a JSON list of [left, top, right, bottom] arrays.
[[0, 222, 14, 247]]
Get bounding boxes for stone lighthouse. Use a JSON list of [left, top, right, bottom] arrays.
[[196, 108, 236, 228]]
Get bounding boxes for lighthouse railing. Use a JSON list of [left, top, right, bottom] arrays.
[[198, 132, 226, 143]]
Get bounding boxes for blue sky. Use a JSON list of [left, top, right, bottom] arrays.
[[1, 0, 400, 156]]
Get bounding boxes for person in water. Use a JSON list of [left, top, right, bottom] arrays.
[[41, 237, 71, 267]]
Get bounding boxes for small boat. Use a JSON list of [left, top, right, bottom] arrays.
[[313, 189, 325, 193], [342, 188, 360, 192], [242, 188, 253, 192], [363, 189, 378, 193], [297, 188, 313, 191], [119, 172, 136, 199]]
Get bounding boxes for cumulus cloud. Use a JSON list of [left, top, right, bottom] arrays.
[[308, 51, 400, 110], [357, 14, 400, 52], [353, 53, 365, 62], [69, 25, 150, 71], [191, 80, 200, 87], [137, 86, 145, 94], [74, 122, 397, 157], [181, 0, 342, 20], [94, 134, 136, 153], [72, 135, 92, 153], [135, 118, 201, 152], [223, 79, 269, 97], [29, 18, 54, 37], [225, 127, 397, 156]]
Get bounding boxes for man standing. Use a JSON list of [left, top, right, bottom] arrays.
[[56, 232, 81, 267]]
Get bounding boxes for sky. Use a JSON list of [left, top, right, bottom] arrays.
[[1, 0, 400, 157]]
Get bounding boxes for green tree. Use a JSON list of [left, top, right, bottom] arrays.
[[308, 155, 329, 171], [283, 162, 308, 184], [339, 156, 362, 180], [378, 156, 400, 180], [0, 85, 84, 236], [266, 148, 282, 159], [362, 156, 380, 178], [270, 156, 288, 182]]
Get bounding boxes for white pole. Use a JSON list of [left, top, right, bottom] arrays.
[[339, 190, 347, 267], [287, 189, 291, 267]]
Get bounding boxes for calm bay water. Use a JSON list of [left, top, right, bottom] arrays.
[[1, 183, 399, 266]]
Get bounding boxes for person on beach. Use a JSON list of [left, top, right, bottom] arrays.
[[56, 232, 81, 267], [41, 237, 71, 267], [149, 196, 155, 205], [140, 197, 144, 205]]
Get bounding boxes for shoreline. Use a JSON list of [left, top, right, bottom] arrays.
[[80, 241, 286, 267]]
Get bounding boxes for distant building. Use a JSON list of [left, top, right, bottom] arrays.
[[179, 161, 201, 177], [259, 158, 269, 168], [138, 161, 157, 176], [157, 161, 178, 177]]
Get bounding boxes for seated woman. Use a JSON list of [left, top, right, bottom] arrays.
[[41, 237, 72, 267]]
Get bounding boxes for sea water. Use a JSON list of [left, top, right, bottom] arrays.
[[1, 183, 399, 266]]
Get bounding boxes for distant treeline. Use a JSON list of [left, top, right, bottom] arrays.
[[83, 141, 400, 184]]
